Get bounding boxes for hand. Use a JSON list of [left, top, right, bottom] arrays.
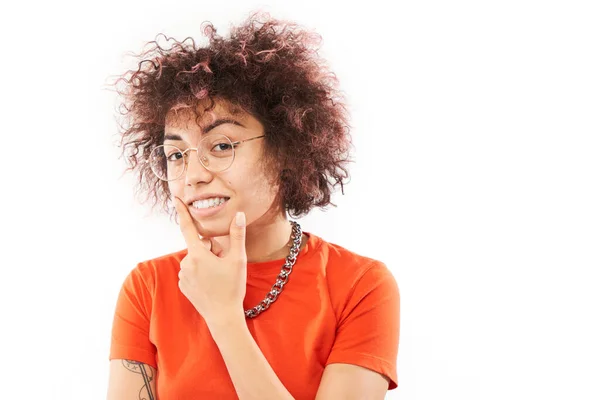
[[173, 196, 247, 326]]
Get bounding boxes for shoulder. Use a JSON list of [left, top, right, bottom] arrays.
[[123, 248, 188, 289], [313, 235, 399, 340], [138, 248, 187, 268], [317, 234, 388, 278], [312, 233, 395, 297]]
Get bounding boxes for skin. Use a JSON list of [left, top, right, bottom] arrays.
[[165, 99, 307, 263]]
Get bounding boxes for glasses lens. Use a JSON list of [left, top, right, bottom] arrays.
[[198, 134, 234, 172], [148, 145, 184, 181], [148, 135, 235, 181]]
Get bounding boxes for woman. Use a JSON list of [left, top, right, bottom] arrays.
[[107, 11, 400, 399]]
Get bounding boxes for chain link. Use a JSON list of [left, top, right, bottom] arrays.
[[244, 220, 302, 319]]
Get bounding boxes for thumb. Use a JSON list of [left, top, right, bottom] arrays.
[[229, 211, 247, 261]]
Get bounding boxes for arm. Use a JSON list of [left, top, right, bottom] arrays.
[[108, 265, 158, 399], [106, 359, 157, 400], [209, 305, 393, 400], [315, 363, 389, 400], [317, 261, 400, 399], [208, 312, 295, 400]]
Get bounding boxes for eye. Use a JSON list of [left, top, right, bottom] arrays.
[[166, 150, 184, 161], [212, 143, 233, 152]]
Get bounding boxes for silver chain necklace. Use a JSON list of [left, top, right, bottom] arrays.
[[244, 220, 302, 319]]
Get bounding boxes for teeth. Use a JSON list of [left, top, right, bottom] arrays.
[[192, 197, 228, 209]]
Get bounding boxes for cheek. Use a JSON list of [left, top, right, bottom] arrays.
[[250, 172, 280, 206], [229, 166, 278, 204], [167, 181, 184, 201]]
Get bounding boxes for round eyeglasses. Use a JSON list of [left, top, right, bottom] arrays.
[[145, 133, 265, 181]]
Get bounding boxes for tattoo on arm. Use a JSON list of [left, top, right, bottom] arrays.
[[122, 359, 156, 400]]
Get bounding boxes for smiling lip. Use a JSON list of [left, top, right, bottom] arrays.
[[188, 198, 229, 218], [186, 193, 230, 205]]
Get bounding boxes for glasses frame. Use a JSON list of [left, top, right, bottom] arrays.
[[145, 134, 265, 181]]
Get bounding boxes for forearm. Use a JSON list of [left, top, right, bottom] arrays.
[[207, 313, 294, 400]]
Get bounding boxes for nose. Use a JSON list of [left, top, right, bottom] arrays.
[[184, 148, 213, 185]]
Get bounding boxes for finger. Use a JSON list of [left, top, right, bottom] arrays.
[[199, 237, 212, 252], [228, 211, 247, 262], [204, 237, 224, 257], [173, 196, 204, 252]]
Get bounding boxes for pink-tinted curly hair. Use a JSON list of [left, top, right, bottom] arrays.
[[111, 11, 353, 220]]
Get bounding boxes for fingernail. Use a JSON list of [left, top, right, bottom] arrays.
[[236, 212, 246, 227]]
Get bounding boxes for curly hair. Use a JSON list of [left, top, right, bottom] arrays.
[[110, 10, 353, 220]]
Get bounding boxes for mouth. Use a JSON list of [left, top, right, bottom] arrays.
[[188, 196, 230, 207], [188, 197, 230, 218]]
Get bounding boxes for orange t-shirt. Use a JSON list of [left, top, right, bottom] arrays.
[[109, 231, 400, 399]]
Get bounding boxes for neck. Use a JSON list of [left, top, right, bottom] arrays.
[[244, 214, 295, 263], [211, 206, 302, 264]]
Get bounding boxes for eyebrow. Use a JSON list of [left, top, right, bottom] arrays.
[[163, 118, 246, 142]]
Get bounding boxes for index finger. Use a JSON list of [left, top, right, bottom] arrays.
[[173, 196, 205, 252]]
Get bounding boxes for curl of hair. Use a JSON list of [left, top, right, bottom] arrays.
[[109, 10, 353, 220]]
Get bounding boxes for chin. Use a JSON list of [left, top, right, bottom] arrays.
[[193, 217, 231, 238]]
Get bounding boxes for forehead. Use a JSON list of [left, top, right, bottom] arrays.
[[165, 99, 247, 130]]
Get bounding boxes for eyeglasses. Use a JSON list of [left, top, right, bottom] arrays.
[[145, 133, 265, 181]]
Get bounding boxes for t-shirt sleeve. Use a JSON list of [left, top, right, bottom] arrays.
[[109, 263, 158, 369], [326, 261, 400, 390]]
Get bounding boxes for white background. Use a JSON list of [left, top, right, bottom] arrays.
[[1, 0, 598, 399]]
